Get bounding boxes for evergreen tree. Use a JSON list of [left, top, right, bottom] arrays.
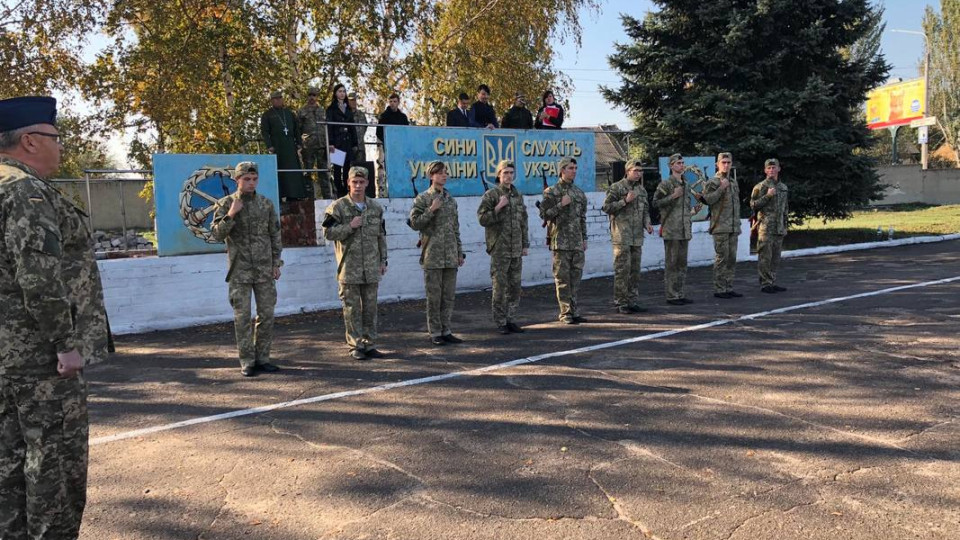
[[603, 0, 890, 221]]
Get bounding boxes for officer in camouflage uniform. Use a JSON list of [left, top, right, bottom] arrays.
[[322, 166, 388, 360], [540, 156, 588, 324], [699, 152, 743, 299], [211, 161, 284, 377], [653, 153, 694, 305], [750, 158, 789, 293], [477, 160, 529, 334], [298, 86, 335, 199], [409, 161, 465, 346], [602, 158, 654, 313], [0, 96, 109, 539]]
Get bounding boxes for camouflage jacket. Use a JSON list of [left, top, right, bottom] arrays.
[[352, 107, 369, 155], [701, 172, 742, 235], [539, 180, 587, 251], [0, 157, 109, 378], [297, 103, 329, 150], [750, 178, 789, 236], [211, 191, 283, 283], [322, 196, 387, 284], [477, 183, 529, 258], [408, 186, 463, 269], [653, 176, 693, 240], [602, 178, 651, 247]]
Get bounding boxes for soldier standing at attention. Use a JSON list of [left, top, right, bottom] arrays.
[[477, 160, 530, 334], [0, 96, 109, 538], [211, 162, 284, 377], [602, 158, 654, 313], [298, 86, 336, 199], [409, 161, 465, 346], [540, 156, 588, 324], [653, 153, 694, 305], [322, 166, 388, 360], [751, 158, 789, 293], [699, 152, 743, 299]]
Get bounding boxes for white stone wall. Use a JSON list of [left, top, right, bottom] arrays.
[[100, 193, 751, 334]]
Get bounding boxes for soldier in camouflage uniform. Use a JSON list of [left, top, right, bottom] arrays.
[[211, 161, 284, 377], [750, 158, 789, 293], [540, 156, 588, 324], [602, 158, 654, 313], [298, 86, 335, 199], [408, 161, 465, 346], [322, 166, 388, 360], [477, 160, 530, 334], [0, 96, 109, 539], [654, 153, 694, 305], [699, 152, 743, 299], [348, 92, 369, 165]]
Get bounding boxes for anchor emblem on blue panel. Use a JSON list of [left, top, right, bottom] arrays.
[[483, 134, 517, 178]]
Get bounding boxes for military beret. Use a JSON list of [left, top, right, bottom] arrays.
[[426, 160, 446, 175], [765, 158, 780, 167], [269, 90, 283, 99], [514, 92, 525, 99], [347, 91, 358, 99], [307, 87, 320, 96], [0, 96, 57, 132], [626, 159, 644, 172], [558, 156, 578, 170], [495, 160, 515, 178], [234, 161, 258, 177], [717, 152, 732, 162], [349, 165, 368, 178], [668, 153, 684, 166]]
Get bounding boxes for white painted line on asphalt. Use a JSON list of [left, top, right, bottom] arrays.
[[91, 275, 960, 446]]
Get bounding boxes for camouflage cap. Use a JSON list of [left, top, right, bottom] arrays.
[[626, 158, 644, 172], [495, 159, 515, 178], [668, 153, 684, 166], [347, 91, 357, 100], [558, 156, 578, 170], [765, 158, 780, 167], [307, 86, 320, 96], [426, 160, 446, 175], [269, 90, 283, 99], [348, 165, 368, 179], [234, 161, 258, 177], [717, 152, 733, 162]]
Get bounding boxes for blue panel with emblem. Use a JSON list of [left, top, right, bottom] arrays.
[[383, 126, 596, 197], [153, 154, 280, 257]]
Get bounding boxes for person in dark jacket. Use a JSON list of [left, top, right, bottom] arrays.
[[469, 84, 499, 128], [535, 90, 565, 130], [501, 92, 534, 129], [446, 92, 472, 127], [325, 83, 358, 198], [376, 93, 410, 143]]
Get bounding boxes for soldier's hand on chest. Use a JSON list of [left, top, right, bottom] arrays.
[[672, 186, 683, 199], [767, 187, 776, 197], [720, 178, 730, 190], [495, 195, 509, 212], [625, 190, 636, 203], [560, 194, 571, 207], [430, 196, 442, 212], [228, 198, 243, 217], [350, 215, 363, 229]]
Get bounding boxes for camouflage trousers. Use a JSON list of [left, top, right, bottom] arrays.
[[375, 152, 388, 198], [301, 145, 334, 200], [0, 376, 88, 540], [490, 256, 523, 326], [663, 239, 689, 300], [424, 268, 458, 337], [712, 233, 739, 293], [552, 249, 585, 319], [613, 244, 643, 307], [757, 234, 784, 287], [338, 282, 379, 351], [228, 280, 277, 369]]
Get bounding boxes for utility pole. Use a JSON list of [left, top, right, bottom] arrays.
[[891, 29, 930, 170]]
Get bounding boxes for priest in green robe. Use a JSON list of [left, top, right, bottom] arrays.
[[260, 90, 306, 200]]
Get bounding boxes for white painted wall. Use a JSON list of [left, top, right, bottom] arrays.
[[100, 193, 751, 334]]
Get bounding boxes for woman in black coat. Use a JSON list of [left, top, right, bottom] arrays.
[[325, 83, 358, 197], [535, 90, 565, 130]]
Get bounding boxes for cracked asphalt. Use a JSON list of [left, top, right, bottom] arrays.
[[81, 240, 959, 539]]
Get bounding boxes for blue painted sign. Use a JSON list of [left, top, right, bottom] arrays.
[[383, 126, 596, 197], [153, 154, 280, 257], [657, 155, 716, 222]]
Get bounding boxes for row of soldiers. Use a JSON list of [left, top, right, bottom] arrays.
[[213, 152, 788, 372]]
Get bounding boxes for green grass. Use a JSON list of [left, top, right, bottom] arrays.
[[784, 204, 960, 250]]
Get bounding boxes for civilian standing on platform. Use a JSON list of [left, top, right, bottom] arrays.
[[446, 92, 472, 128], [653, 153, 694, 305], [325, 83, 358, 198], [751, 159, 789, 293], [348, 91, 369, 165], [602, 158, 654, 313], [376, 93, 410, 197], [698, 152, 743, 299], [408, 161, 466, 346], [501, 92, 534, 130], [540, 157, 588, 324], [260, 90, 305, 200], [322, 166, 388, 360], [477, 160, 530, 334], [211, 162, 283, 377], [298, 86, 336, 199], [535, 90, 565, 130], [469, 84, 499, 129]]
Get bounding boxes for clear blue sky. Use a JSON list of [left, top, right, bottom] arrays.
[[558, 0, 938, 129]]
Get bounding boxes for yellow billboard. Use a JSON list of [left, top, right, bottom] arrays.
[[866, 78, 926, 129]]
